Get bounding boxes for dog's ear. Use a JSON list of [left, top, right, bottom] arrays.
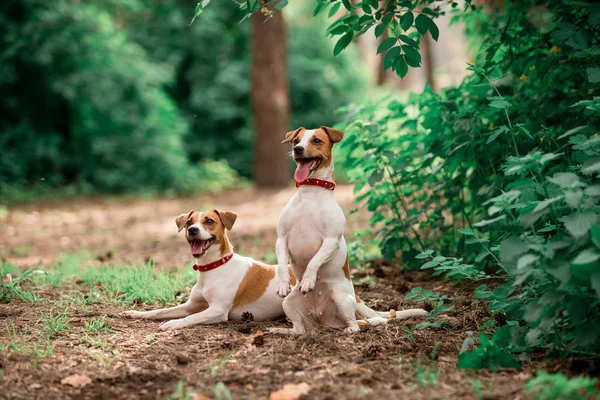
[[175, 210, 194, 232], [215, 210, 238, 231], [281, 127, 305, 144], [320, 126, 345, 143]]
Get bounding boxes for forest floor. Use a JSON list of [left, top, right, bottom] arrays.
[[0, 186, 595, 399]]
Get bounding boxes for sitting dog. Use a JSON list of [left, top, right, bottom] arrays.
[[270, 126, 427, 334], [123, 209, 296, 331]]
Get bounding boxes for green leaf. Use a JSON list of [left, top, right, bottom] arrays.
[[361, 1, 371, 13], [415, 14, 430, 35], [403, 45, 421, 67], [383, 46, 401, 70], [557, 125, 592, 140], [416, 250, 434, 259], [517, 254, 539, 270], [314, 1, 330, 15], [377, 38, 396, 54], [591, 225, 600, 249], [189, 2, 204, 25], [333, 31, 354, 56], [591, 273, 600, 299], [398, 34, 418, 47], [341, 0, 352, 11], [582, 158, 600, 175], [532, 196, 562, 213], [565, 190, 583, 208], [428, 20, 439, 41], [564, 211, 597, 239], [328, 2, 341, 17], [571, 248, 600, 265], [587, 67, 600, 83], [473, 215, 506, 227], [400, 12, 414, 32], [547, 172, 581, 188], [458, 228, 475, 236], [584, 186, 600, 196], [489, 99, 509, 109], [275, 0, 288, 10], [374, 23, 387, 38], [566, 31, 588, 50], [393, 56, 409, 78], [487, 126, 510, 144]]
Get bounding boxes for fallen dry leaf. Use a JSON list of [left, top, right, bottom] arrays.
[[269, 383, 311, 400], [61, 374, 92, 388]]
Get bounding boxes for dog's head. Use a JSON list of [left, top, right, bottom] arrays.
[[175, 209, 237, 258], [282, 126, 345, 182]]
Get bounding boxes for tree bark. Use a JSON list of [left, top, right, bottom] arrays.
[[251, 10, 290, 188], [420, 33, 435, 90]]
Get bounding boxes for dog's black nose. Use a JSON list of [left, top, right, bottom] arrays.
[[293, 146, 304, 155], [188, 226, 199, 235]]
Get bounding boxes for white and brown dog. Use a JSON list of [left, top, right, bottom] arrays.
[[123, 209, 296, 331], [270, 126, 427, 334]]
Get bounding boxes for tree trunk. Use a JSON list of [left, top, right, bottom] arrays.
[[376, 30, 389, 86], [420, 33, 435, 90], [251, 10, 290, 188]]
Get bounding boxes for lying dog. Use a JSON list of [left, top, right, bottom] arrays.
[[123, 209, 295, 331], [271, 126, 427, 334]]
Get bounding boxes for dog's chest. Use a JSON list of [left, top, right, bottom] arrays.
[[283, 195, 337, 266]]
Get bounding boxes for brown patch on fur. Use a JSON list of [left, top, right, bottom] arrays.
[[175, 210, 197, 232], [214, 210, 237, 231], [282, 127, 305, 144], [320, 126, 344, 143], [232, 262, 275, 307], [201, 210, 233, 257], [288, 267, 297, 286], [343, 255, 351, 280]]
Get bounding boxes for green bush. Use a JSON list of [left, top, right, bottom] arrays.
[[337, 0, 600, 362]]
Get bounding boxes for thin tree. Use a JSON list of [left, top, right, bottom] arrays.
[[251, 8, 290, 187]]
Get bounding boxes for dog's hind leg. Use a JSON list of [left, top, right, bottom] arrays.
[[330, 284, 360, 334], [268, 289, 308, 335]]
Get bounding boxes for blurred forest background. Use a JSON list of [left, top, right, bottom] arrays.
[[0, 0, 466, 201]]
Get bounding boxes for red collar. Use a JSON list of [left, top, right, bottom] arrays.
[[193, 253, 233, 272], [295, 178, 335, 191]]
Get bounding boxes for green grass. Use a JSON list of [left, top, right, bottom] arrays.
[[1, 262, 44, 303], [4, 253, 197, 306], [84, 315, 113, 333], [3, 321, 53, 368], [38, 308, 71, 337]]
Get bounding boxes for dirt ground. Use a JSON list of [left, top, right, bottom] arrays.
[[0, 187, 595, 399]]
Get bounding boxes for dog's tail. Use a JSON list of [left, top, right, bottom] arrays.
[[355, 297, 427, 322]]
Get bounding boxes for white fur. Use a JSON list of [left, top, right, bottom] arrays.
[[123, 239, 285, 331], [271, 137, 427, 335]]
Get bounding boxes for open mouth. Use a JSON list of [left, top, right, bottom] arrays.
[[189, 237, 215, 257], [293, 157, 322, 182]]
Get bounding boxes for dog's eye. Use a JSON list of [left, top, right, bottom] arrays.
[[312, 138, 322, 144], [205, 218, 215, 225], [185, 220, 192, 227], [293, 138, 300, 145]]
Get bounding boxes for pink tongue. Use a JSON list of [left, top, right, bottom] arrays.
[[191, 241, 205, 255], [294, 161, 311, 182]]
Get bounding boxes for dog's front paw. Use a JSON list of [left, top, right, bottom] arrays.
[[122, 310, 145, 319], [276, 279, 291, 297], [158, 320, 181, 331], [300, 273, 316, 295]]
